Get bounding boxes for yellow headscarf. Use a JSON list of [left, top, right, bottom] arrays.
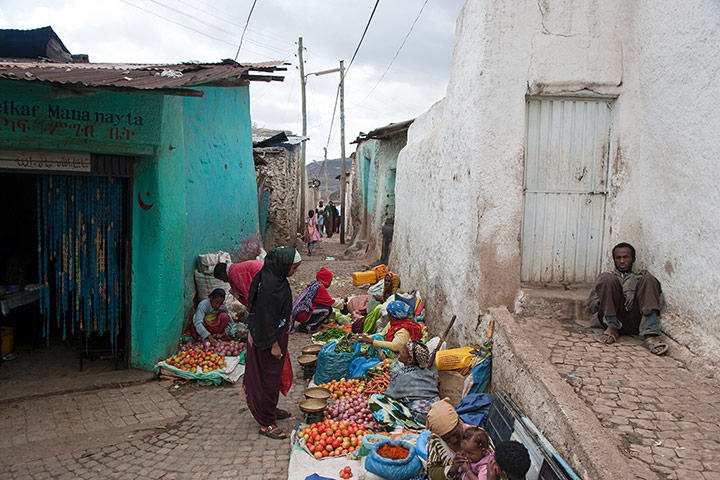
[[383, 272, 401, 299]]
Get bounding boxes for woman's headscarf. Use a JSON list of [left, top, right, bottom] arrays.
[[316, 267, 333, 287], [383, 272, 401, 299], [387, 300, 413, 319], [386, 300, 423, 342], [247, 246, 297, 350], [407, 340, 432, 368], [427, 397, 460, 436]]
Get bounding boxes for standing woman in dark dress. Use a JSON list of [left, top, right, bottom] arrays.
[[243, 246, 302, 439]]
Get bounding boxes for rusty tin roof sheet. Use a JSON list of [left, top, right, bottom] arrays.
[[0, 59, 286, 95]]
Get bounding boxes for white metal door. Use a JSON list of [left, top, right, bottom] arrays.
[[521, 97, 613, 284]]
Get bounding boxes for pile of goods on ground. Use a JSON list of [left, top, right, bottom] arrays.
[[318, 378, 366, 400], [164, 350, 226, 373], [323, 394, 381, 430], [313, 327, 349, 344], [338, 466, 354, 479], [300, 419, 368, 459], [377, 443, 410, 460], [363, 369, 391, 395], [179, 339, 246, 356]]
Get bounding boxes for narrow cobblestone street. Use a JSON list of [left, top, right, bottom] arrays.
[[0, 236, 368, 480]]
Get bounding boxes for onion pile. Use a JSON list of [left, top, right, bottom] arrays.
[[179, 339, 246, 356], [323, 394, 380, 429]]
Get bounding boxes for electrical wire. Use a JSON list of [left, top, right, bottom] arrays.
[[234, 0, 259, 61], [121, 0, 271, 58], [323, 0, 382, 151], [148, 0, 291, 56], [172, 0, 295, 46], [353, 0, 429, 108]]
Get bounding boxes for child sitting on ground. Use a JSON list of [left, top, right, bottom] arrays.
[[457, 426, 494, 480]]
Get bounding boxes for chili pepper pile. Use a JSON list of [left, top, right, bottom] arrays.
[[377, 443, 409, 460]]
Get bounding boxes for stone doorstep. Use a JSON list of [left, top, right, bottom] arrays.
[[516, 286, 592, 323], [489, 306, 660, 480], [0, 411, 188, 466]]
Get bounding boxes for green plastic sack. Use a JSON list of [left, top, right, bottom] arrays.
[[154, 361, 229, 386], [238, 350, 247, 365]]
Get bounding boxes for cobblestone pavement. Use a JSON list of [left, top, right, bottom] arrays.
[[0, 236, 369, 479], [537, 317, 720, 480]]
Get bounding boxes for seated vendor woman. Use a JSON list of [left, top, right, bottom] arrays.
[[292, 267, 347, 333], [356, 300, 423, 353], [191, 288, 231, 346], [347, 271, 401, 333], [383, 340, 440, 424]]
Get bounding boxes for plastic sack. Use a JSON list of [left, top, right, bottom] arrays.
[[456, 393, 492, 428], [314, 341, 356, 385], [415, 430, 430, 460], [435, 347, 477, 371], [154, 360, 229, 386], [365, 440, 422, 480], [347, 356, 380, 379]]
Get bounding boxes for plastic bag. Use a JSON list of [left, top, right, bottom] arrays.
[[347, 355, 380, 379], [415, 430, 430, 460], [435, 347, 477, 371], [365, 440, 422, 480], [314, 341, 356, 385]]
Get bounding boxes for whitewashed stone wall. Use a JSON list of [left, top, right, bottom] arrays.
[[392, 0, 720, 355]]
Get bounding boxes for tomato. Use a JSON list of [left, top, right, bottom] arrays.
[[325, 445, 333, 452], [314, 451, 322, 459], [308, 444, 315, 453]]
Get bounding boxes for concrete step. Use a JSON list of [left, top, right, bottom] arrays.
[[516, 285, 592, 323]]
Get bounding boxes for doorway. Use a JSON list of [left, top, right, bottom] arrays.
[[520, 97, 613, 284]]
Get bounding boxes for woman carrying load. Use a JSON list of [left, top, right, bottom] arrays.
[[243, 247, 301, 440], [291, 267, 347, 333]]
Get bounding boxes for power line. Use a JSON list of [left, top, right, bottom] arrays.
[[234, 0, 259, 61], [323, 0, 381, 151], [121, 0, 272, 58], [149, 0, 291, 56], [172, 0, 295, 46], [353, 0, 429, 108]]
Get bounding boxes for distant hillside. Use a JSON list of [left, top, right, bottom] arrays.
[[306, 158, 344, 201]]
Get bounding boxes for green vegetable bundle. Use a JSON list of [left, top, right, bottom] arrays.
[[313, 327, 348, 343]]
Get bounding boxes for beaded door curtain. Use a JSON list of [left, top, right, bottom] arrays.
[[37, 175, 124, 356]]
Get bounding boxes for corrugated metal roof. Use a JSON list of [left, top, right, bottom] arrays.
[[0, 59, 286, 95], [353, 118, 415, 143], [252, 128, 308, 147]]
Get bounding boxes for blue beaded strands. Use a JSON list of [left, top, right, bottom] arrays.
[[37, 175, 124, 350]]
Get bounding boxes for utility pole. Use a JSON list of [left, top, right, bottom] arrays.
[[298, 37, 307, 231], [323, 147, 329, 201], [339, 60, 346, 244]]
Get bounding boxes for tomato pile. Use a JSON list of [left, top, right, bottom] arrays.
[[165, 350, 226, 372], [318, 378, 366, 400], [300, 419, 368, 459], [338, 466, 353, 479]]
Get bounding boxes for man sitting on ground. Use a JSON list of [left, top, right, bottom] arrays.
[[589, 242, 669, 355]]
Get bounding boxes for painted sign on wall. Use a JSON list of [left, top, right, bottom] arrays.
[[0, 149, 91, 172], [0, 81, 162, 152]]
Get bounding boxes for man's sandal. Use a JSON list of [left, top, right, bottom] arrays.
[[644, 336, 669, 356], [259, 425, 287, 440], [276, 409, 292, 420], [598, 327, 620, 345]]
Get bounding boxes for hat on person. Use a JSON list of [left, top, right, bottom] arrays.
[[426, 398, 459, 436], [316, 267, 333, 286]]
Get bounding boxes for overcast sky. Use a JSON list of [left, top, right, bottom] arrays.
[[0, 0, 464, 163]]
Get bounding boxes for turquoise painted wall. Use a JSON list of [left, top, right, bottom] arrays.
[[181, 87, 259, 309], [130, 95, 187, 369]]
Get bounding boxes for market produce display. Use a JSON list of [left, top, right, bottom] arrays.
[[338, 466, 354, 479], [334, 334, 357, 353], [312, 327, 348, 344], [164, 350, 226, 372], [178, 339, 246, 356], [318, 378, 366, 400], [300, 419, 368, 458], [363, 370, 391, 395], [323, 394, 381, 429], [377, 443, 409, 460]]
